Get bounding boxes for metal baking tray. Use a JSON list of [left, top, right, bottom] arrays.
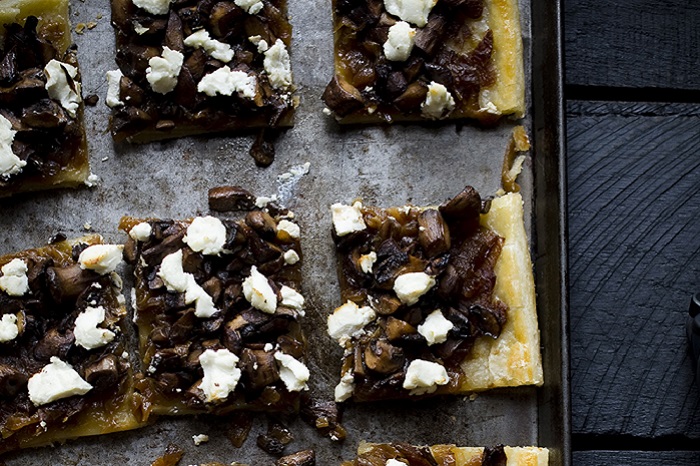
[[0, 0, 569, 464]]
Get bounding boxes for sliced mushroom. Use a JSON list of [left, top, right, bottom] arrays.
[[240, 348, 280, 390], [393, 82, 427, 112], [209, 2, 244, 38], [363, 339, 404, 374], [208, 186, 256, 212], [46, 264, 99, 304], [384, 316, 417, 341], [414, 14, 447, 56], [34, 328, 74, 360], [246, 210, 277, 239], [165, 10, 185, 52], [417, 209, 451, 257], [322, 75, 365, 117], [0, 364, 27, 397], [373, 239, 409, 287], [84, 354, 120, 388]]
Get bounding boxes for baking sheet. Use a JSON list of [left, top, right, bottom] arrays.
[[0, 0, 569, 464]]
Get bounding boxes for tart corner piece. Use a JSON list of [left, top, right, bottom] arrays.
[[328, 188, 542, 403], [108, 0, 296, 143], [346, 442, 549, 466], [0, 0, 90, 197], [0, 236, 145, 454], [119, 204, 308, 418], [323, 0, 525, 123]]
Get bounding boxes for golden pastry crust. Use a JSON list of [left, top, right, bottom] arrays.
[[349, 442, 549, 466], [0, 236, 145, 454], [0, 0, 89, 197], [324, 0, 525, 124], [458, 192, 543, 391]]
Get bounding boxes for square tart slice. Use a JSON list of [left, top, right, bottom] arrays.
[[108, 0, 296, 142], [328, 188, 543, 402], [120, 208, 308, 418], [343, 442, 548, 466], [0, 235, 144, 453], [0, 0, 89, 197], [322, 0, 524, 124]]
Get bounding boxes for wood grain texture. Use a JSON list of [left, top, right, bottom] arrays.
[[567, 101, 700, 438], [574, 451, 700, 465], [565, 0, 700, 89]]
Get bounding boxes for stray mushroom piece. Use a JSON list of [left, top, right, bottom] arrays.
[[276, 449, 316, 466]]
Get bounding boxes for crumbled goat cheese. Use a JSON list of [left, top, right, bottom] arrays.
[[331, 202, 367, 236], [277, 219, 300, 239], [158, 250, 218, 318], [393, 272, 435, 305], [358, 251, 377, 274], [280, 285, 304, 312], [129, 222, 152, 242], [248, 35, 269, 52], [264, 343, 274, 352], [283, 249, 300, 265], [334, 371, 355, 402], [0, 114, 24, 179], [479, 89, 499, 114], [274, 352, 309, 392], [417, 309, 454, 345], [197, 66, 256, 99], [105, 70, 124, 108], [386, 460, 407, 466], [74, 306, 116, 350], [264, 39, 292, 90], [27, 357, 93, 406], [0, 314, 19, 342], [192, 434, 210, 445], [383, 21, 416, 61], [255, 195, 277, 208], [198, 349, 241, 403], [242, 266, 277, 314], [146, 47, 183, 94], [184, 29, 234, 62], [44, 60, 82, 118], [327, 301, 376, 346], [133, 0, 173, 15], [85, 173, 99, 187], [0, 258, 29, 297], [184, 216, 227, 255], [383, 0, 437, 27], [403, 359, 449, 395], [421, 81, 455, 120], [79, 244, 123, 275], [235, 0, 264, 15], [133, 22, 149, 34]]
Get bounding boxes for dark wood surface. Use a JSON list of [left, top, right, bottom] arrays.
[[565, 1, 700, 462]]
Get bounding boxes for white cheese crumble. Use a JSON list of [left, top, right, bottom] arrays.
[[74, 306, 116, 350], [393, 272, 435, 305], [85, 173, 99, 187], [334, 371, 355, 402], [358, 251, 377, 274], [386, 460, 407, 466], [133, 22, 149, 34], [44, 60, 82, 118], [277, 219, 300, 239], [27, 357, 93, 406], [0, 314, 19, 342], [198, 348, 241, 403], [264, 343, 274, 352], [133, 0, 173, 15], [479, 90, 499, 114], [263, 39, 292, 90], [78, 244, 123, 275], [248, 35, 269, 53], [383, 0, 437, 27], [331, 202, 366, 236], [184, 216, 227, 255], [197, 66, 256, 99], [255, 195, 277, 208], [105, 70, 124, 108], [192, 434, 210, 445], [0, 258, 29, 297], [403, 359, 449, 395], [274, 352, 309, 392], [235, 0, 264, 15], [327, 301, 376, 346], [184, 29, 234, 62], [283, 249, 300, 265], [383, 21, 416, 61], [417, 309, 454, 345], [129, 222, 152, 242], [146, 47, 183, 94], [158, 250, 218, 318], [280, 285, 304, 311], [0, 114, 24, 179], [242, 266, 277, 314], [421, 81, 455, 120]]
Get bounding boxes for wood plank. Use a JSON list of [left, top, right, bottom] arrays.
[[567, 101, 700, 438], [574, 451, 700, 465], [564, 0, 700, 89]]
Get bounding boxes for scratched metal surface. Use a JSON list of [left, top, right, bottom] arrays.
[[0, 0, 551, 464]]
